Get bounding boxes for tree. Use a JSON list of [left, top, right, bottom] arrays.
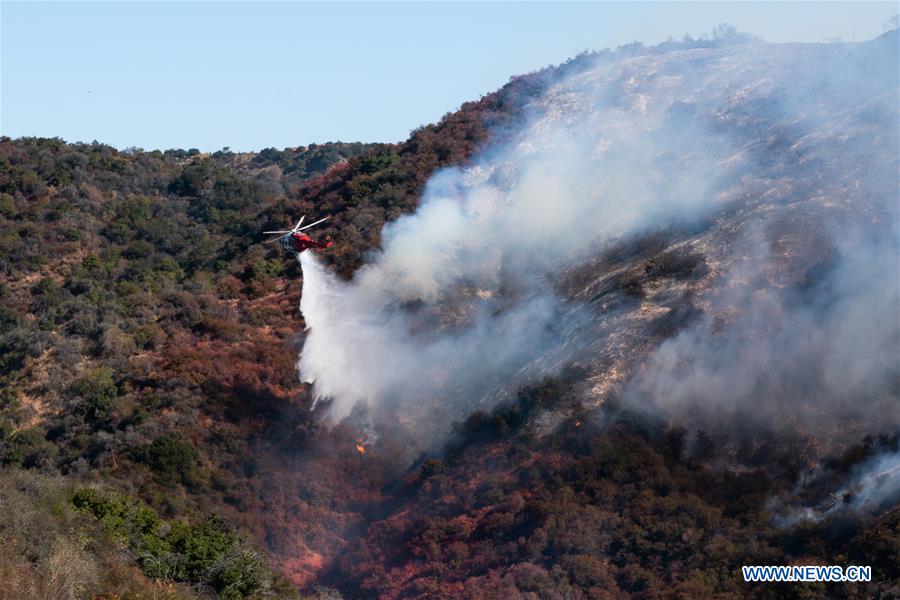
[[70, 367, 117, 419], [132, 434, 199, 486]]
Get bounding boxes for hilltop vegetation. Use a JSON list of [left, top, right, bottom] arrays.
[[0, 137, 378, 598], [0, 55, 568, 596], [1, 29, 898, 599]]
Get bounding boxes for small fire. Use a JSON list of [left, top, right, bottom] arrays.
[[574, 420, 582, 428], [356, 443, 366, 455]]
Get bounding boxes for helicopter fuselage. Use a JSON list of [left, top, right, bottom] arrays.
[[281, 232, 333, 254], [263, 215, 333, 254]]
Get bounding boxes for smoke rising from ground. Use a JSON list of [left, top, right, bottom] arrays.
[[299, 32, 899, 456], [772, 449, 900, 526], [624, 32, 900, 447], [299, 41, 737, 425], [627, 231, 900, 441]]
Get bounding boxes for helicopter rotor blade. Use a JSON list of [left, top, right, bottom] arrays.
[[297, 216, 330, 231], [294, 216, 306, 231], [263, 235, 286, 245], [263, 230, 293, 234]]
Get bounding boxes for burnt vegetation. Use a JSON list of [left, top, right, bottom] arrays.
[[323, 379, 898, 598], [0, 59, 581, 596], [1, 30, 898, 600]]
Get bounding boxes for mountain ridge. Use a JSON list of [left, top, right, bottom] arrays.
[[0, 29, 898, 598]]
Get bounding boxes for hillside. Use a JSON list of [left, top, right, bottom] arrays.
[[297, 30, 900, 598], [1, 29, 899, 599], [0, 56, 569, 596]]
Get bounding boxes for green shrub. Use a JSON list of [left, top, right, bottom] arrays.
[[70, 367, 118, 418], [3, 426, 47, 466], [132, 433, 199, 485], [0, 192, 15, 216], [72, 487, 276, 598]]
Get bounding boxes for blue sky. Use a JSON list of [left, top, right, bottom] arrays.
[[2, 1, 896, 151]]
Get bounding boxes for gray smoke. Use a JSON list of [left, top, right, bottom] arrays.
[[623, 32, 900, 446], [298, 31, 899, 452], [299, 39, 735, 424], [626, 230, 900, 441], [772, 449, 900, 526]]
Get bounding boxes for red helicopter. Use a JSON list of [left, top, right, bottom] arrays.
[[263, 216, 334, 254]]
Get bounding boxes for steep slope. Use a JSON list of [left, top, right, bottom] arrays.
[[300, 32, 898, 443], [325, 393, 900, 598], [0, 139, 383, 596], [0, 29, 897, 599], [297, 31, 899, 598], [0, 50, 566, 594]]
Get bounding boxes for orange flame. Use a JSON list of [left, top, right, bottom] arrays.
[[356, 443, 366, 455], [574, 420, 582, 428]]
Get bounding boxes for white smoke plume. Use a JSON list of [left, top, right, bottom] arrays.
[[623, 31, 900, 445], [772, 449, 900, 526], [840, 451, 900, 514], [626, 231, 900, 440], [299, 41, 736, 425], [298, 32, 899, 449]]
